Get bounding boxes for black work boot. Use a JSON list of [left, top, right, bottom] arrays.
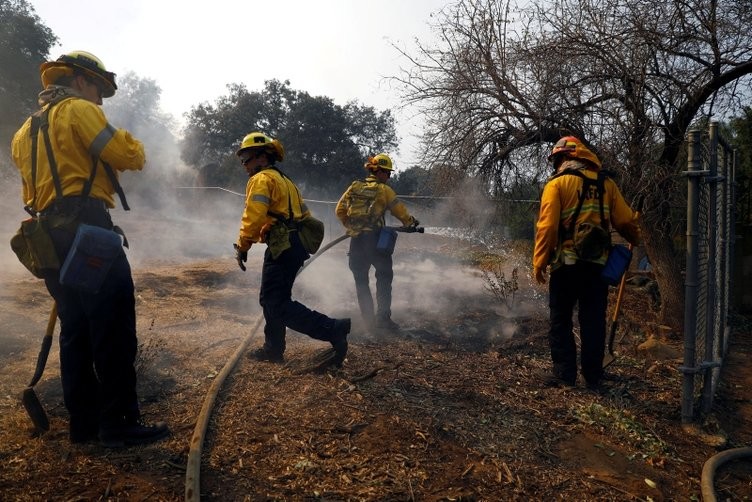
[[247, 347, 284, 363], [330, 318, 351, 367], [375, 317, 400, 330], [99, 418, 169, 448], [542, 373, 576, 388], [362, 313, 376, 333], [69, 415, 99, 444]]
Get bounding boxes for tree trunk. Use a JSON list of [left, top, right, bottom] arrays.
[[641, 221, 685, 334]]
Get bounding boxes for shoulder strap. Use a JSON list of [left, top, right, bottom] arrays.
[[37, 108, 65, 205], [554, 168, 609, 239], [266, 167, 303, 224], [596, 171, 608, 230], [101, 162, 130, 210], [87, 122, 130, 210], [29, 103, 132, 211], [25, 115, 42, 215], [24, 107, 66, 215], [347, 179, 366, 195]]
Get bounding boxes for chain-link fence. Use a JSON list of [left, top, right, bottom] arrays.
[[682, 123, 738, 424]]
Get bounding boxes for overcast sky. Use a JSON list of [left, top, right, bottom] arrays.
[[29, 0, 449, 168]]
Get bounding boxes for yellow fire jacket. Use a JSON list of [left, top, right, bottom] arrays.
[[236, 167, 310, 252], [533, 162, 640, 275], [335, 175, 415, 236], [11, 96, 145, 211]]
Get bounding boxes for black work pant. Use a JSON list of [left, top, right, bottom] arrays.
[[259, 232, 335, 356], [548, 260, 608, 384], [43, 200, 139, 431], [348, 231, 393, 325]]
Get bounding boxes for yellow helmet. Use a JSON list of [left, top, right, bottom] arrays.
[[547, 136, 601, 168], [365, 153, 393, 171], [236, 131, 285, 162], [40, 51, 117, 98]]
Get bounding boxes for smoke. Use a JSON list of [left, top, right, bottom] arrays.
[[291, 239, 545, 347], [0, 167, 36, 283], [1, 98, 543, 347], [290, 176, 504, 326], [397, 175, 508, 246], [113, 189, 240, 266], [96, 93, 247, 267], [0, 100, 238, 279], [113, 150, 541, 336], [294, 245, 486, 314]]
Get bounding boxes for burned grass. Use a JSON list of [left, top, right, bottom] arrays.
[[1, 243, 750, 500]]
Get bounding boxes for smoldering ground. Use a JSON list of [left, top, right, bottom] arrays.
[[4, 93, 750, 502], [1, 167, 537, 317], [1, 95, 540, 364], [0, 173, 536, 440], [0, 119, 573, 502]]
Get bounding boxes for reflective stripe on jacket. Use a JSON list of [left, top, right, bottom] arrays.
[[11, 96, 145, 211], [335, 174, 414, 236], [533, 163, 640, 273], [236, 167, 310, 251]]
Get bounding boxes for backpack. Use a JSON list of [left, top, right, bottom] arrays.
[[265, 168, 324, 257], [552, 168, 611, 260], [345, 180, 382, 228]]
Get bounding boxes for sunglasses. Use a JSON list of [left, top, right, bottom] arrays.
[[240, 150, 265, 166], [85, 77, 104, 99]]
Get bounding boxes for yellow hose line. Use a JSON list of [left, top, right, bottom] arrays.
[[701, 446, 752, 502], [185, 314, 263, 501], [184, 234, 349, 500]]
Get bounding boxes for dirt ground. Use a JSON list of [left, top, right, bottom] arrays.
[[1, 227, 751, 501]]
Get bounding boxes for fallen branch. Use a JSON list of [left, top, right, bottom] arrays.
[[349, 366, 387, 383]]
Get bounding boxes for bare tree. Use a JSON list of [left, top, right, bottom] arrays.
[[0, 0, 57, 159], [395, 0, 752, 330]]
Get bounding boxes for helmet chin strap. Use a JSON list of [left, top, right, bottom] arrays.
[[250, 163, 270, 176], [552, 154, 565, 171]]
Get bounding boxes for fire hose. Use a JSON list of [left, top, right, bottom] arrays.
[[298, 233, 350, 272], [701, 447, 752, 502], [184, 224, 423, 501], [185, 315, 263, 501], [299, 224, 424, 273]]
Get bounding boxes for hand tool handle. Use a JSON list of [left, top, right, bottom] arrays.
[[28, 304, 57, 388]]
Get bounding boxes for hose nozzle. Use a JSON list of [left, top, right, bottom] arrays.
[[395, 225, 424, 234]]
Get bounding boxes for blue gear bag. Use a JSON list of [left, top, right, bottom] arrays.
[[59, 224, 123, 293]]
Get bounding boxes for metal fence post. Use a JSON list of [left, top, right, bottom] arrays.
[[682, 129, 702, 424], [716, 140, 736, 377], [701, 123, 720, 413], [724, 146, 738, 354]]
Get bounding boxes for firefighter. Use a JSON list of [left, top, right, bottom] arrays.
[[11, 51, 169, 446], [533, 136, 640, 390], [234, 132, 350, 366], [335, 154, 419, 332]]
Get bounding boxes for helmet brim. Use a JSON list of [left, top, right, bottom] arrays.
[[236, 145, 284, 162], [40, 61, 117, 98]]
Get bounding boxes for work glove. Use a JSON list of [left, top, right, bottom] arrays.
[[233, 243, 248, 271], [259, 222, 272, 243], [411, 217, 420, 228], [533, 266, 546, 285]]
